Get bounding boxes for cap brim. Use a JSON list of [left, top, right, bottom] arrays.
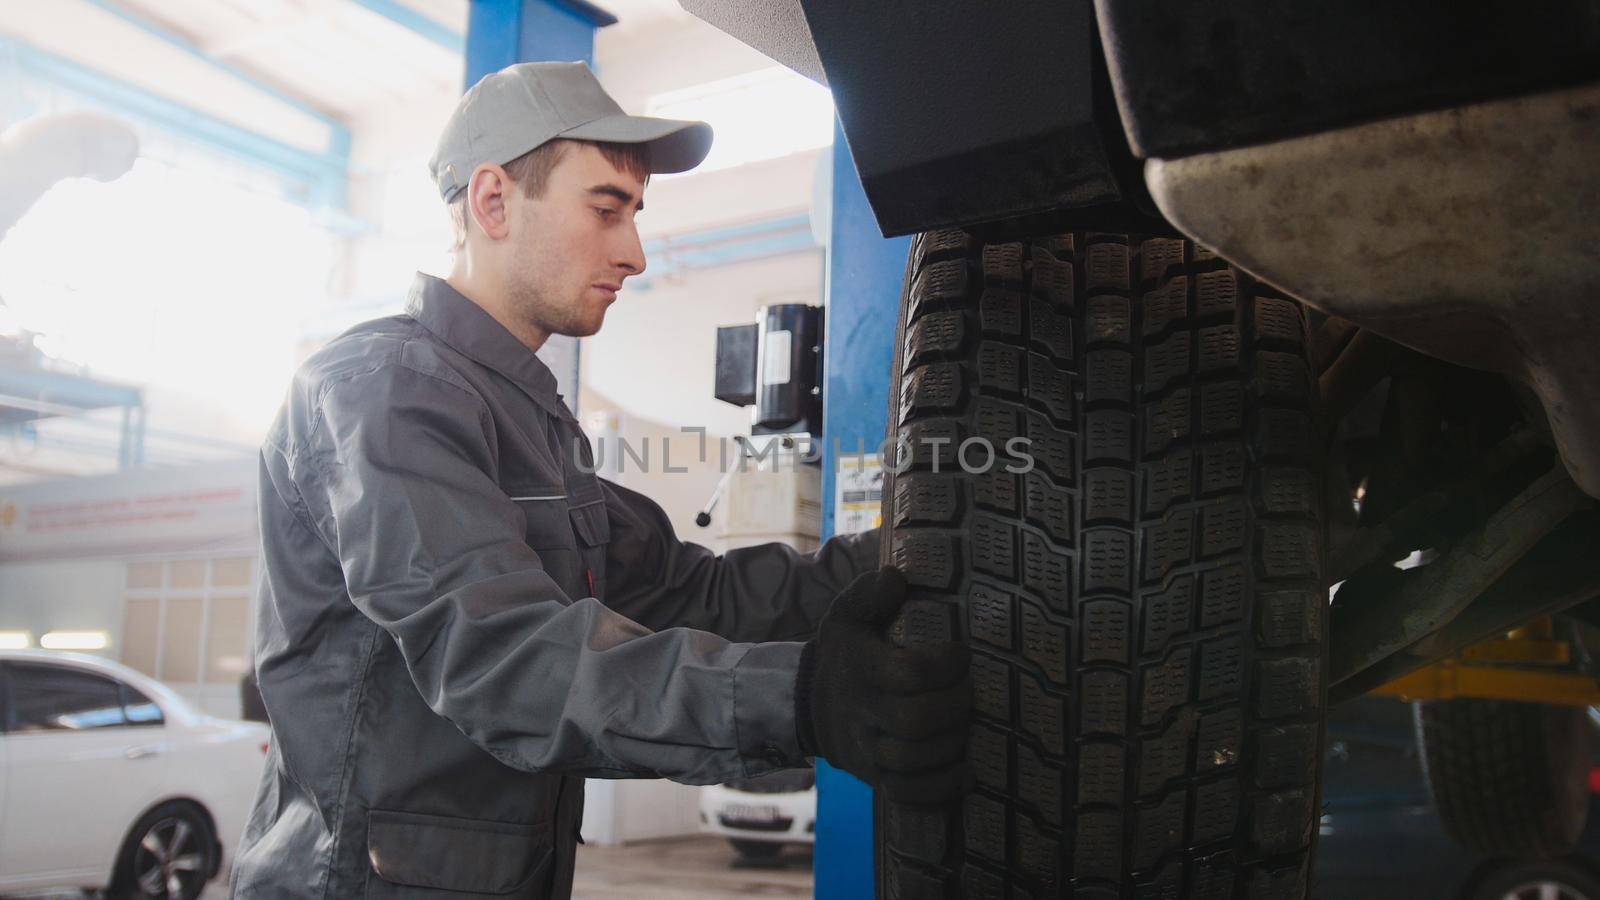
[[557, 114, 713, 174]]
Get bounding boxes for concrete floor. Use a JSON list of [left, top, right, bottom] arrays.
[[18, 836, 812, 899], [573, 836, 813, 898]]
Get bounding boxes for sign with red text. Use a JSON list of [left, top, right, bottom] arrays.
[[0, 458, 257, 562]]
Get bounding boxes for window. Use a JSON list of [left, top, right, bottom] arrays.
[[6, 663, 128, 733], [121, 683, 165, 727], [0, 155, 339, 448], [162, 596, 204, 682], [206, 594, 251, 683], [122, 596, 160, 678], [121, 556, 257, 686]]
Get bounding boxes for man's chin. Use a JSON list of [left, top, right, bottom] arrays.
[[549, 316, 605, 340], [579, 303, 611, 336]]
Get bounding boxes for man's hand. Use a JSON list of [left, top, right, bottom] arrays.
[[794, 566, 971, 804]]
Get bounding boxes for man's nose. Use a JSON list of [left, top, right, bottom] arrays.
[[615, 221, 646, 277]]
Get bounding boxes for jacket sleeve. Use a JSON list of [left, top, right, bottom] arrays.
[[599, 478, 879, 643], [296, 358, 803, 784]]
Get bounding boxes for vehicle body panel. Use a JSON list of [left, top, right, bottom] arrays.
[[1094, 0, 1600, 158], [1147, 83, 1600, 497], [686, 0, 1138, 237], [0, 717, 173, 886]]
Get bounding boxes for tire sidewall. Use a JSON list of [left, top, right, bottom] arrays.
[[1544, 703, 1594, 847]]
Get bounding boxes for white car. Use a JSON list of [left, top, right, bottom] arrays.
[[0, 650, 270, 899], [699, 768, 816, 861]]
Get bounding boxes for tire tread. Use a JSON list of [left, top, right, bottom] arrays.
[[879, 229, 1327, 899]]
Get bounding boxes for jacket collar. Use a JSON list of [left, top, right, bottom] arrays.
[[404, 272, 576, 422]]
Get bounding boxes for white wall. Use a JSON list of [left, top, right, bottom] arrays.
[[580, 249, 823, 536]]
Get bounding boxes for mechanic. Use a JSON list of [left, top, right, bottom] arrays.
[[229, 62, 970, 899]]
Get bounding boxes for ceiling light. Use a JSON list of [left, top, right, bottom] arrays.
[[40, 630, 109, 651]]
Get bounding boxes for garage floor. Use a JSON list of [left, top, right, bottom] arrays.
[[573, 836, 813, 898], [21, 836, 812, 899], [146, 836, 810, 899]]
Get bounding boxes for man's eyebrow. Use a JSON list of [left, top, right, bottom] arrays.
[[587, 184, 643, 212]]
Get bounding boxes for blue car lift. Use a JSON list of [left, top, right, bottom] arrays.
[[816, 116, 912, 899], [464, 0, 616, 84]]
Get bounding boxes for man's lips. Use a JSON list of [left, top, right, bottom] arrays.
[[592, 282, 621, 300]]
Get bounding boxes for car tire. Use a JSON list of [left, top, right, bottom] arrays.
[[108, 800, 217, 900], [1416, 699, 1593, 857], [875, 229, 1329, 898], [1467, 859, 1600, 900], [730, 839, 785, 861]]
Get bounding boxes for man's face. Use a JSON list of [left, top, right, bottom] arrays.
[[501, 143, 647, 338]]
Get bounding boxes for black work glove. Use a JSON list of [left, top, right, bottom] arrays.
[[794, 566, 972, 804]]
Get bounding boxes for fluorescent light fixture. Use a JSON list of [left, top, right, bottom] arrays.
[[0, 631, 32, 650], [40, 630, 109, 651]]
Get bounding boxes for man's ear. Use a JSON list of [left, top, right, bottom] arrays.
[[467, 163, 512, 241]]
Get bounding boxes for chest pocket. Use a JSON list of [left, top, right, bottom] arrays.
[[566, 497, 609, 549], [565, 494, 610, 599], [507, 486, 610, 600], [506, 486, 576, 551]]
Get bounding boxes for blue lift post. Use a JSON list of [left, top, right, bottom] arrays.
[[465, 0, 618, 85], [817, 115, 914, 898]]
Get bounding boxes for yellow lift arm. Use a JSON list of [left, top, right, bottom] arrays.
[[1369, 619, 1600, 707]]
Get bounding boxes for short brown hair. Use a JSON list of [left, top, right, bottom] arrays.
[[448, 139, 651, 250]]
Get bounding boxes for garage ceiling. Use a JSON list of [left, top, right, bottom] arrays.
[[103, 0, 466, 120], [4, 0, 706, 149]]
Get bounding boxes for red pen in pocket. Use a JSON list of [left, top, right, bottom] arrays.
[[585, 569, 596, 598]]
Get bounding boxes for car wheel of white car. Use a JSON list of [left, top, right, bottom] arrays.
[[109, 801, 217, 900]]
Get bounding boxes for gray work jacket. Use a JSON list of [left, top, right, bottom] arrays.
[[230, 273, 876, 899]]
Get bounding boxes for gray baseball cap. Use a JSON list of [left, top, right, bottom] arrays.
[[430, 61, 714, 202]]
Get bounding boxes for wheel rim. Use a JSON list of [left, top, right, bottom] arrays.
[[132, 816, 204, 899], [1502, 879, 1590, 900]]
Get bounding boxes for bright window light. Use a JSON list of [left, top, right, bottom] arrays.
[[646, 66, 834, 175], [40, 630, 109, 651], [0, 631, 32, 650], [0, 155, 336, 437]]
